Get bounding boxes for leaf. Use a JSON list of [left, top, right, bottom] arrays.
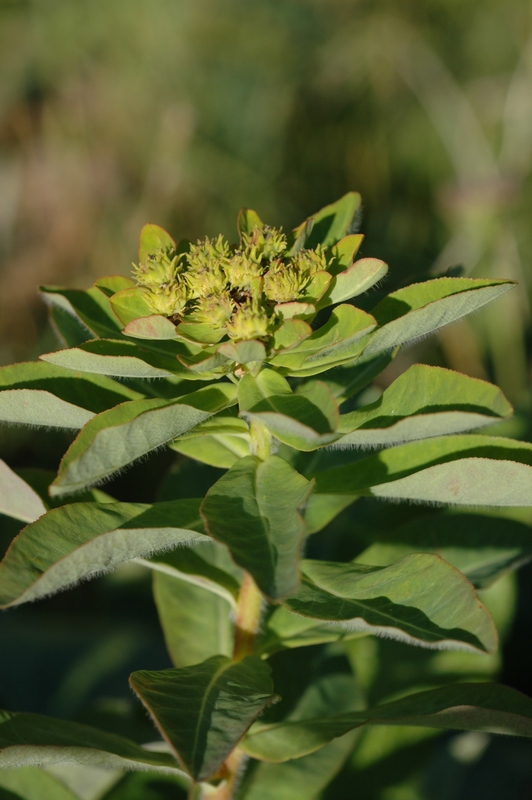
[[201, 456, 312, 600], [313, 434, 532, 506], [282, 556, 496, 653], [138, 223, 176, 263], [270, 305, 376, 377], [363, 278, 516, 357], [334, 365, 512, 447], [289, 218, 315, 255], [217, 340, 266, 365], [41, 285, 125, 340], [95, 275, 136, 296], [172, 434, 251, 468], [50, 383, 238, 496], [319, 258, 388, 308], [0, 389, 94, 430], [152, 572, 234, 667], [124, 315, 179, 339], [292, 193, 362, 250], [327, 234, 365, 275], [0, 710, 183, 774], [239, 671, 360, 800], [41, 339, 189, 379], [109, 286, 161, 325], [303, 493, 358, 534], [357, 513, 532, 589], [238, 208, 264, 238], [0, 498, 208, 608], [271, 319, 313, 352], [0, 461, 47, 523], [0, 768, 79, 800], [239, 371, 340, 451], [273, 304, 315, 322], [242, 683, 532, 762], [49, 304, 95, 348], [320, 351, 396, 403], [129, 655, 278, 781]]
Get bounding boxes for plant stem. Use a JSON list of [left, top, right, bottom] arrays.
[[233, 572, 263, 660]]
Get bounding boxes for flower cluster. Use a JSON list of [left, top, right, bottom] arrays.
[[132, 225, 330, 341]]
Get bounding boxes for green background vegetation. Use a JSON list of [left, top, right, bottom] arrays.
[[1, 1, 532, 797]]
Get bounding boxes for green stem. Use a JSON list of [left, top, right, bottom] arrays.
[[233, 572, 264, 660]]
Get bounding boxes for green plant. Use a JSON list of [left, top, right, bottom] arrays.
[[1, 192, 532, 799]]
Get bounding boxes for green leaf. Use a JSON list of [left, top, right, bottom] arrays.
[[270, 305, 376, 377], [110, 286, 163, 326], [0, 361, 144, 430], [357, 513, 532, 589], [217, 340, 266, 365], [138, 223, 176, 263], [41, 339, 189, 379], [239, 671, 360, 800], [239, 371, 339, 451], [243, 683, 532, 762], [238, 208, 264, 238], [41, 285, 125, 340], [0, 710, 183, 774], [282, 556, 496, 653], [172, 434, 251, 468], [50, 383, 238, 496], [124, 315, 179, 339], [289, 218, 315, 255], [334, 365, 512, 447], [0, 499, 208, 608], [201, 456, 312, 600], [327, 234, 365, 275], [363, 278, 516, 357], [271, 320, 313, 353], [273, 304, 315, 323], [304, 493, 358, 534], [152, 572, 234, 667], [95, 275, 137, 296], [292, 193, 362, 250], [319, 258, 388, 308], [49, 304, 96, 348], [129, 655, 277, 781], [0, 461, 47, 523], [314, 434, 532, 505], [0, 768, 79, 800], [320, 351, 396, 403]]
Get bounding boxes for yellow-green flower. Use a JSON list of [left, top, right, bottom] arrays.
[[226, 300, 270, 341], [143, 283, 188, 318]]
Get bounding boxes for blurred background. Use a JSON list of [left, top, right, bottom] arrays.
[[1, 0, 532, 797]]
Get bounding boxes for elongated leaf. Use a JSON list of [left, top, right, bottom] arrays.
[[334, 365, 512, 447], [172, 434, 251, 468], [124, 315, 178, 339], [319, 258, 388, 308], [314, 434, 532, 506], [41, 286, 125, 340], [153, 573, 234, 667], [109, 287, 155, 326], [243, 683, 532, 762], [327, 234, 365, 275], [129, 655, 277, 781], [49, 304, 95, 348], [95, 275, 136, 296], [50, 383, 237, 495], [0, 710, 183, 773], [0, 768, 80, 800], [320, 351, 396, 403], [363, 278, 515, 357], [292, 193, 362, 250], [357, 513, 532, 589], [239, 371, 339, 451], [0, 361, 143, 423], [283, 556, 496, 653], [41, 339, 192, 379], [238, 208, 263, 237], [201, 456, 312, 600], [218, 340, 266, 365], [0, 499, 208, 608], [270, 305, 376, 377], [239, 671, 361, 800], [0, 461, 46, 523]]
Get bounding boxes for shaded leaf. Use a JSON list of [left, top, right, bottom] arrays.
[[50, 383, 238, 495], [0, 499, 208, 608], [0, 710, 183, 774], [357, 513, 532, 589], [94, 275, 136, 296], [326, 234, 365, 275], [49, 304, 96, 348], [41, 285, 125, 340], [201, 456, 311, 600], [292, 193, 362, 250], [320, 351, 396, 403], [363, 278, 515, 357], [243, 683, 532, 762], [283, 556, 496, 653], [129, 655, 277, 781], [0, 461, 46, 523], [314, 434, 532, 506], [239, 371, 339, 451], [334, 365, 512, 447]]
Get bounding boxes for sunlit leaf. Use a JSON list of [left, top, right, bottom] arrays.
[[138, 223, 176, 263], [0, 461, 47, 524], [0, 498, 207, 608], [201, 456, 312, 600], [319, 258, 388, 308], [129, 655, 277, 780], [292, 193, 362, 250], [50, 383, 238, 495]]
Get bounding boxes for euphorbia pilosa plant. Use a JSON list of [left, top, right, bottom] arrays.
[[1, 192, 532, 799]]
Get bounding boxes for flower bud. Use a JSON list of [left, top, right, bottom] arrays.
[[226, 300, 270, 341], [132, 251, 181, 291], [242, 226, 287, 262], [143, 283, 188, 318], [263, 264, 304, 303], [224, 252, 263, 289], [191, 293, 235, 328]]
